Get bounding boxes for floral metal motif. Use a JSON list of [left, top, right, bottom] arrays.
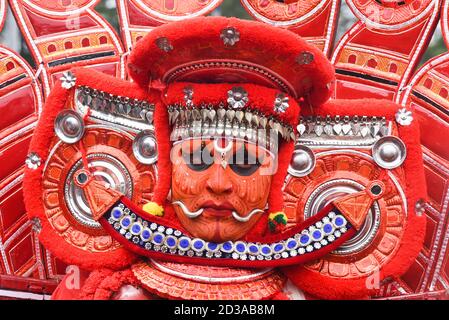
[[273, 93, 289, 113], [415, 199, 426, 216], [183, 86, 194, 107], [31, 217, 42, 234], [296, 51, 314, 65], [60, 71, 76, 89], [220, 27, 240, 46], [227, 87, 248, 109], [155, 37, 173, 52], [395, 108, 413, 126], [25, 152, 41, 170]]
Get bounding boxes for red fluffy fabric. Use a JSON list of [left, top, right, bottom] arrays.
[[151, 100, 172, 206], [127, 16, 335, 107], [61, 268, 139, 300], [163, 82, 300, 127], [282, 99, 427, 299], [22, 68, 158, 271]]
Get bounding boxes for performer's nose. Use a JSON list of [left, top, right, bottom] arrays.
[[206, 165, 233, 195]]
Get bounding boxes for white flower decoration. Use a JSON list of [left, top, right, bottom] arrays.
[[60, 71, 76, 89], [274, 93, 289, 113], [25, 152, 41, 170], [221, 27, 240, 46], [184, 86, 194, 107], [395, 108, 413, 126], [227, 87, 248, 109]]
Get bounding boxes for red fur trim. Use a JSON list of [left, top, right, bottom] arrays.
[[151, 101, 172, 205], [164, 82, 300, 127], [22, 69, 147, 271], [268, 141, 295, 213], [281, 99, 427, 299], [77, 269, 138, 300], [128, 16, 334, 107]]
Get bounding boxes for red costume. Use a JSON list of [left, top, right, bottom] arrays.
[[20, 16, 426, 300], [1, 0, 447, 300]]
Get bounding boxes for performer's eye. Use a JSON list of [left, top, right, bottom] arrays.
[[230, 147, 262, 176], [183, 146, 213, 172]]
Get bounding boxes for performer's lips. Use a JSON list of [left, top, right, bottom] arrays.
[[201, 201, 235, 217]]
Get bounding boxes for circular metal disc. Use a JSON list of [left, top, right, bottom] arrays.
[[372, 136, 407, 169], [54, 109, 85, 144], [288, 145, 316, 177], [133, 130, 158, 165]]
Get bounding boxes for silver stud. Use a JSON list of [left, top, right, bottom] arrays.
[[372, 136, 407, 169], [207, 109, 216, 122], [273, 93, 289, 113], [227, 87, 248, 109], [155, 37, 173, 52], [235, 110, 244, 123], [60, 71, 76, 89], [31, 217, 42, 233], [133, 130, 158, 165], [220, 27, 240, 46], [217, 108, 226, 120], [395, 108, 413, 126], [25, 152, 41, 170], [54, 110, 85, 144], [415, 199, 426, 216], [226, 109, 236, 122], [296, 51, 314, 65], [288, 145, 316, 177]]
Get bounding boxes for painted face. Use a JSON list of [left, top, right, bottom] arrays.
[[171, 138, 275, 242]]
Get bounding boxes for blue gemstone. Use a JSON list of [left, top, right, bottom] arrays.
[[300, 235, 310, 244], [323, 224, 333, 233], [153, 234, 163, 244], [208, 243, 218, 251], [112, 208, 122, 219], [274, 244, 284, 252], [166, 237, 176, 247], [222, 242, 233, 251], [236, 243, 246, 253], [287, 240, 297, 249], [249, 245, 259, 254], [312, 230, 322, 240], [193, 240, 204, 250], [180, 239, 190, 249], [141, 230, 151, 240], [121, 217, 131, 227], [335, 216, 344, 227], [131, 224, 141, 234], [261, 246, 271, 255]]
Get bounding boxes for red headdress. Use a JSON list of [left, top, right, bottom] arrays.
[[127, 16, 335, 219]]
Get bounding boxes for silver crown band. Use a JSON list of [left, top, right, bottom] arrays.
[[168, 104, 295, 148], [75, 86, 155, 131], [297, 115, 392, 147]]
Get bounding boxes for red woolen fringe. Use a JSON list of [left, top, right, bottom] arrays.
[[77, 268, 139, 300], [151, 100, 172, 206]]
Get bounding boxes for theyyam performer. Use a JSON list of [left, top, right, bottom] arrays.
[[23, 16, 427, 300]]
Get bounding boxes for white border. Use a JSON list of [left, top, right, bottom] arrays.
[[133, 0, 222, 22], [241, 0, 328, 27], [22, 0, 98, 17], [346, 0, 437, 31]]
